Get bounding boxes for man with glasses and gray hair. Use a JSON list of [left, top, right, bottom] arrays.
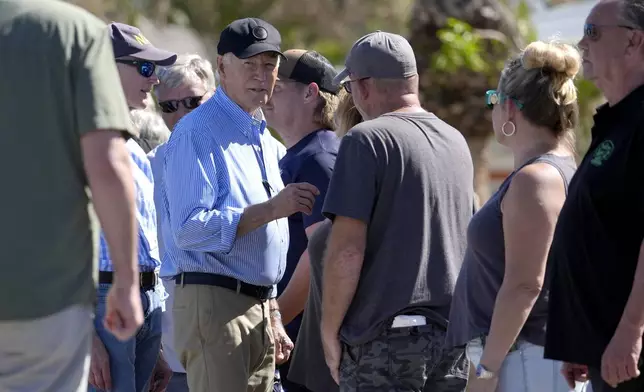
[[155, 54, 217, 130], [87, 22, 177, 392], [546, 1, 644, 391], [147, 53, 216, 392]]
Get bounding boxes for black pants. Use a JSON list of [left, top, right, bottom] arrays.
[[589, 365, 644, 392], [278, 359, 313, 392]]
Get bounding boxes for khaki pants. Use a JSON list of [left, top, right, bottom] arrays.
[[0, 304, 92, 392], [173, 283, 275, 392]]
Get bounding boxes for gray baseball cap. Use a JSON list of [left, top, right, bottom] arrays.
[[333, 31, 417, 86]]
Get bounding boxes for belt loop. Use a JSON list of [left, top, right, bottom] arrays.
[[236, 280, 241, 295], [181, 272, 185, 287]]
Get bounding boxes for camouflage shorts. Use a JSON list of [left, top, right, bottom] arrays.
[[339, 322, 468, 392]]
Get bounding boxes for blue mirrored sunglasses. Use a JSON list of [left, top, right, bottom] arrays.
[[115, 59, 156, 78], [485, 90, 523, 110]]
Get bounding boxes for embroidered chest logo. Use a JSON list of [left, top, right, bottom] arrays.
[[590, 140, 615, 167]]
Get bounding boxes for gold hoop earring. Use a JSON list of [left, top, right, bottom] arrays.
[[501, 121, 516, 137]]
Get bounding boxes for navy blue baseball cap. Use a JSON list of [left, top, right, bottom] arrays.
[[217, 18, 283, 59], [109, 22, 177, 66]]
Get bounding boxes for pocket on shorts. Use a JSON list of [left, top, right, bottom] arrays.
[[340, 343, 359, 377]]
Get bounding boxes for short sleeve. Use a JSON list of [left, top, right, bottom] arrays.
[[297, 153, 336, 228], [72, 25, 134, 138], [322, 132, 378, 223]]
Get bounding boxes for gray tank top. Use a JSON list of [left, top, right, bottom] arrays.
[[446, 153, 577, 348]]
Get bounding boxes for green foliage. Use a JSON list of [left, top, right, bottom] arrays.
[[432, 18, 490, 74], [515, 0, 537, 42]]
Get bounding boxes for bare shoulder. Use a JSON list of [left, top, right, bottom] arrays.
[[503, 160, 568, 215], [510, 161, 566, 196]]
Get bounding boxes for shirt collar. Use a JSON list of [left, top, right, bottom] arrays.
[[213, 87, 266, 138]]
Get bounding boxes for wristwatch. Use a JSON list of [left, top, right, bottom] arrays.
[[475, 363, 496, 380], [270, 309, 282, 320]]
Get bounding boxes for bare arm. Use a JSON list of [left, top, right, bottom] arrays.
[[278, 222, 323, 325], [321, 216, 367, 336], [82, 130, 138, 285], [614, 240, 644, 337], [480, 163, 567, 371], [236, 201, 276, 238]]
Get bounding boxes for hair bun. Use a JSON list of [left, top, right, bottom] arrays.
[[521, 41, 581, 78]]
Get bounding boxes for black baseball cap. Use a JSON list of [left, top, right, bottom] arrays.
[[217, 18, 283, 59], [278, 49, 340, 95], [109, 22, 177, 66]]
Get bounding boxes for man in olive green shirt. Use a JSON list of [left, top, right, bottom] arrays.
[[0, 1, 145, 391]]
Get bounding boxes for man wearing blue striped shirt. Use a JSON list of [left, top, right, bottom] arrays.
[[162, 18, 319, 392], [89, 22, 176, 392]]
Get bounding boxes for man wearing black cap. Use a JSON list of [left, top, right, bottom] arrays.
[[87, 22, 176, 392], [263, 49, 341, 392], [163, 18, 319, 392]]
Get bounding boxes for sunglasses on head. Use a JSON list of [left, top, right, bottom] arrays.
[[115, 59, 156, 78], [158, 96, 204, 113], [485, 90, 524, 110], [583, 23, 634, 41]]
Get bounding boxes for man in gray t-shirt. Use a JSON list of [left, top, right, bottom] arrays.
[[320, 31, 474, 392]]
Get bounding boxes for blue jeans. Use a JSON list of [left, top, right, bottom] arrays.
[[89, 283, 164, 392], [466, 338, 591, 392]]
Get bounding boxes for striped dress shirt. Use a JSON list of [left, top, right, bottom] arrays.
[[161, 88, 288, 294], [98, 139, 160, 272], [147, 143, 176, 278]]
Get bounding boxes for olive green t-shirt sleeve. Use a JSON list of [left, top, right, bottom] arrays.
[[73, 25, 137, 138]]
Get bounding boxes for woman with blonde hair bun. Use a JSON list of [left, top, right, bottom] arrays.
[[446, 40, 589, 392]]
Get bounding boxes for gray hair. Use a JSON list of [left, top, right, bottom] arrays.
[[156, 54, 216, 95], [620, 0, 644, 30], [130, 109, 171, 151]]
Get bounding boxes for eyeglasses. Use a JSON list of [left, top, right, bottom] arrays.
[[485, 90, 524, 110], [342, 77, 369, 94], [158, 96, 204, 113], [115, 59, 156, 78], [583, 23, 634, 41]]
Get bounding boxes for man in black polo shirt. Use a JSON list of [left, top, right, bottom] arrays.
[[263, 49, 340, 391], [545, 1, 644, 391]]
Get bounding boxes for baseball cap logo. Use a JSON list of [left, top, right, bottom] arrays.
[[133, 33, 150, 45], [252, 26, 268, 41]]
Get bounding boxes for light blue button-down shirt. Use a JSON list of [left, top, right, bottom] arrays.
[[161, 88, 288, 294], [148, 142, 177, 279], [99, 139, 160, 272]]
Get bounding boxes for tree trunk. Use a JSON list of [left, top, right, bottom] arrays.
[[408, 0, 522, 202]]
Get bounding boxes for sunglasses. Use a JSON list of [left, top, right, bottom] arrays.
[[583, 23, 634, 41], [158, 96, 204, 113], [485, 90, 524, 110], [115, 59, 156, 78]]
